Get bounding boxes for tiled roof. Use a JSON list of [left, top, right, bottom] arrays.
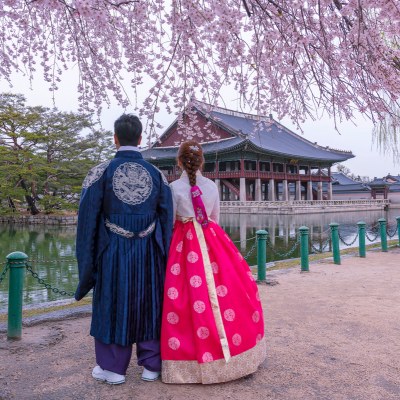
[[385, 174, 400, 182], [141, 137, 244, 160], [369, 178, 389, 186], [332, 183, 370, 192], [143, 101, 354, 163], [331, 172, 359, 185], [208, 108, 353, 162]]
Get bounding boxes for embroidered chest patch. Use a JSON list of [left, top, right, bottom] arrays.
[[112, 162, 153, 205], [82, 160, 111, 189]]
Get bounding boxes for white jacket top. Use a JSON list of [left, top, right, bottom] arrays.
[[170, 171, 220, 224]]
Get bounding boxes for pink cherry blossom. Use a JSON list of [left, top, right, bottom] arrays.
[[1, 1, 399, 142]]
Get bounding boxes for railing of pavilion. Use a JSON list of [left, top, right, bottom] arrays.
[[165, 171, 332, 182], [220, 199, 390, 208]]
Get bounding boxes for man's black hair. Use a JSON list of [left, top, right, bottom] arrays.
[[114, 114, 142, 146]]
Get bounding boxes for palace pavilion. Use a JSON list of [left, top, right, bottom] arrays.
[[141, 101, 354, 201]]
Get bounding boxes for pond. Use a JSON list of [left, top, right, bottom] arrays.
[[0, 209, 398, 307]]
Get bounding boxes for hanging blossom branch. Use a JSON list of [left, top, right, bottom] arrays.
[[1, 0, 400, 143]]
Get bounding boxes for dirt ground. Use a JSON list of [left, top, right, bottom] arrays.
[[1, 249, 399, 400]]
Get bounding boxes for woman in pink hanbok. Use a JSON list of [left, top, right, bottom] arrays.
[[161, 141, 266, 384]]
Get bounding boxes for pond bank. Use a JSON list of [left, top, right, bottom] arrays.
[[0, 214, 77, 225]]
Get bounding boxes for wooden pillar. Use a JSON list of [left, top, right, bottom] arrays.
[[240, 177, 246, 201], [215, 178, 221, 198], [276, 180, 280, 201], [268, 178, 276, 201], [307, 181, 313, 200], [296, 180, 302, 200], [327, 181, 333, 200], [256, 160, 260, 202], [255, 178, 262, 201], [282, 179, 289, 201], [317, 181, 323, 200]]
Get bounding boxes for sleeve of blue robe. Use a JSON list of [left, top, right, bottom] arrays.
[[75, 171, 107, 301], [156, 172, 173, 257]]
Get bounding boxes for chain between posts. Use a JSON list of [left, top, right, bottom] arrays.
[[243, 242, 257, 260], [338, 230, 359, 246], [232, 235, 257, 244], [0, 263, 9, 285], [365, 230, 379, 242], [25, 262, 75, 297], [266, 236, 300, 258], [310, 239, 330, 253], [386, 225, 398, 238], [29, 259, 77, 264]]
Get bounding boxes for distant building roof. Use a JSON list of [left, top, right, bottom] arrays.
[[369, 175, 400, 192], [385, 174, 400, 183], [332, 183, 370, 193], [369, 178, 389, 187], [331, 172, 359, 185]]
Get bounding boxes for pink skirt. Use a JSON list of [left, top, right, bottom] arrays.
[[161, 219, 266, 384]]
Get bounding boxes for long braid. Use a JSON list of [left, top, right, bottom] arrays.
[[177, 141, 204, 186]]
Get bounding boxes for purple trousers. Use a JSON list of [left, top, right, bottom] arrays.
[[95, 338, 161, 375]]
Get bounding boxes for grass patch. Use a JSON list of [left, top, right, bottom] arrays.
[[254, 239, 399, 272], [0, 297, 92, 322]]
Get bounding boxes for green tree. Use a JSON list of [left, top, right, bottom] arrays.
[[0, 93, 114, 214]]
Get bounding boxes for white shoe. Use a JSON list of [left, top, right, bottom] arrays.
[[92, 365, 126, 385], [141, 368, 160, 381]]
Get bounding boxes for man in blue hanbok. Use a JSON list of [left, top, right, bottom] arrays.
[[75, 114, 173, 384]]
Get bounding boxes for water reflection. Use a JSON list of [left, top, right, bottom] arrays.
[[0, 209, 398, 307], [220, 209, 398, 265], [0, 224, 78, 308]]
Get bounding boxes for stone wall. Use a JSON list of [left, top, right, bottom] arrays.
[[0, 215, 78, 225], [219, 199, 390, 215]]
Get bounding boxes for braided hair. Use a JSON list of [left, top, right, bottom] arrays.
[[177, 141, 204, 187]]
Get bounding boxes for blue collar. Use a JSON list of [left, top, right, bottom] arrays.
[[114, 150, 143, 160]]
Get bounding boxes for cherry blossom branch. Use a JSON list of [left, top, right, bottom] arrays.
[[1, 0, 400, 142]]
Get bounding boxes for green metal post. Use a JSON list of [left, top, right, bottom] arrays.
[[299, 226, 309, 272], [378, 218, 388, 252], [396, 216, 400, 247], [6, 252, 28, 340], [256, 230, 268, 282], [329, 223, 341, 265], [357, 221, 366, 258]]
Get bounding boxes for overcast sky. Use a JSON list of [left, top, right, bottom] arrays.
[[1, 70, 398, 179]]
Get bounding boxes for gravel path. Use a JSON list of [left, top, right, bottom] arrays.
[[1, 249, 399, 400]]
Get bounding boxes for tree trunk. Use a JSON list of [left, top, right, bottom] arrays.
[[20, 178, 40, 215], [25, 194, 40, 215], [7, 196, 16, 211]]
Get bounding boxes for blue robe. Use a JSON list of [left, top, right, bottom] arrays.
[[75, 150, 173, 346]]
